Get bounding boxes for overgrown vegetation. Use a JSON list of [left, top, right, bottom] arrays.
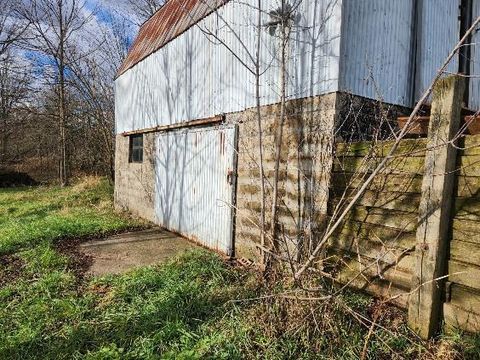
[[0, 178, 479, 359]]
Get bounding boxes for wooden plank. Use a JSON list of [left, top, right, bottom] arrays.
[[449, 284, 480, 315], [458, 155, 480, 177], [444, 303, 480, 333], [331, 172, 424, 194], [333, 156, 425, 175], [453, 196, 480, 221], [408, 75, 465, 339], [334, 254, 414, 290], [337, 275, 409, 309], [120, 115, 225, 136], [452, 218, 480, 243], [337, 205, 418, 232], [463, 134, 480, 155], [329, 233, 415, 267], [448, 260, 480, 290], [456, 176, 480, 197], [333, 220, 417, 248], [450, 240, 480, 267], [335, 139, 427, 157], [331, 190, 421, 213]]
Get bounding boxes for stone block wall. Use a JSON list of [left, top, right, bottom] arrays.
[[114, 133, 156, 223], [228, 93, 339, 261]]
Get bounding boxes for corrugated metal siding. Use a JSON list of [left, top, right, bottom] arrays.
[[115, 0, 343, 134], [289, 0, 342, 99], [414, 0, 460, 103], [117, 0, 226, 77], [115, 0, 465, 133], [154, 126, 237, 255], [469, 0, 480, 110], [339, 0, 415, 107]]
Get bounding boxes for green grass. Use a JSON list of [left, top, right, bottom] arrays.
[[0, 178, 479, 359], [0, 177, 141, 255]]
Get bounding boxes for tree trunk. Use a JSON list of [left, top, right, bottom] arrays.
[[58, 1, 68, 187], [1, 113, 7, 165], [270, 8, 288, 252], [255, 0, 267, 265]]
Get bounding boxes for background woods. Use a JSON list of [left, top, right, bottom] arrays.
[[0, 0, 139, 184]]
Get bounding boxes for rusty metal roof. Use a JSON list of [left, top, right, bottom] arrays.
[[117, 0, 227, 77]]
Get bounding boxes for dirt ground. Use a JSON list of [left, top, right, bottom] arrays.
[[79, 228, 198, 276]]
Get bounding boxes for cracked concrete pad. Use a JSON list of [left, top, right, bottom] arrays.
[[80, 228, 198, 276]]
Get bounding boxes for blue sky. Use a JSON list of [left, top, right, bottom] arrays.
[[13, 0, 140, 85]]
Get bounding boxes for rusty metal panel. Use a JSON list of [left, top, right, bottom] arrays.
[[339, 0, 415, 107], [414, 0, 460, 103], [154, 125, 237, 255], [115, 0, 343, 134], [469, 0, 480, 110], [117, 0, 227, 77]]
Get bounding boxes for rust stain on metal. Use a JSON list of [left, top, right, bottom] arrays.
[[117, 0, 228, 78]]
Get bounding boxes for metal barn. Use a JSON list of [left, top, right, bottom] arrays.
[[115, 0, 479, 256]]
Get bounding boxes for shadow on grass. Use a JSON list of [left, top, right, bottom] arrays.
[[0, 250, 257, 359]]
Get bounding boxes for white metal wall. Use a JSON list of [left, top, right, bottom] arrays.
[[115, 0, 343, 134], [339, 0, 415, 107], [339, 0, 461, 107], [154, 126, 237, 255], [414, 0, 460, 102], [116, 0, 468, 133], [469, 0, 480, 110]]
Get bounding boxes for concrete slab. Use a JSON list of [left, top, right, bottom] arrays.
[[80, 228, 198, 276]]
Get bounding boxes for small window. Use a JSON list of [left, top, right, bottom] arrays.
[[129, 134, 143, 163]]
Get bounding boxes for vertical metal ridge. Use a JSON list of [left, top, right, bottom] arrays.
[[154, 126, 237, 255], [339, 0, 415, 106], [115, 0, 343, 134]]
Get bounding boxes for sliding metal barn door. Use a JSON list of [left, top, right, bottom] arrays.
[[154, 125, 237, 256]]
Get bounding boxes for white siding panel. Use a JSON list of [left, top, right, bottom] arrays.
[[115, 0, 342, 134], [154, 126, 237, 255], [415, 0, 460, 102], [289, 0, 342, 99], [469, 0, 480, 110], [339, 0, 415, 107]]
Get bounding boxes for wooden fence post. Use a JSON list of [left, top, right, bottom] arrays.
[[408, 75, 465, 339]]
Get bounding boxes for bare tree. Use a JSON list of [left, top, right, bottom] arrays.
[[17, 0, 94, 186], [67, 18, 130, 181], [0, 52, 31, 165], [125, 0, 164, 24], [66, 9, 131, 181], [267, 1, 297, 253], [0, 1, 31, 167], [0, 0, 30, 56]]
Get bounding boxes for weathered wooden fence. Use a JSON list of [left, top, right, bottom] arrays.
[[330, 138, 426, 308], [329, 76, 480, 338], [444, 133, 480, 333]]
